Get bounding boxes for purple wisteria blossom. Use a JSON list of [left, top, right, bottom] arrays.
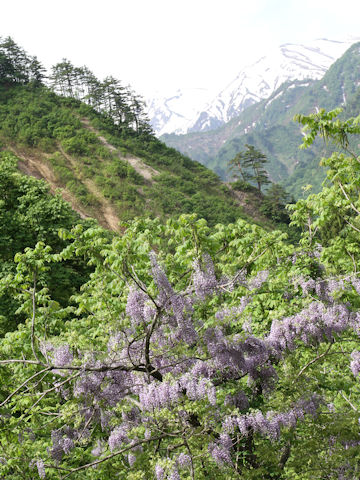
[[177, 452, 191, 468], [126, 286, 148, 325], [215, 296, 251, 322], [249, 269, 269, 289], [294, 276, 346, 303], [219, 433, 232, 450], [49, 429, 75, 460], [108, 424, 130, 451], [62, 437, 74, 454], [266, 301, 355, 354], [53, 344, 73, 366], [295, 276, 316, 297], [150, 251, 197, 344], [224, 391, 249, 410], [155, 464, 165, 480], [222, 394, 322, 441], [139, 381, 181, 410], [193, 254, 218, 300], [26, 245, 360, 480], [149, 251, 174, 305], [350, 351, 360, 377], [91, 440, 104, 457], [50, 345, 74, 377], [208, 443, 233, 465], [180, 374, 217, 404], [57, 264, 359, 480], [169, 468, 181, 480], [74, 369, 105, 398], [36, 459, 46, 479], [351, 276, 360, 295]]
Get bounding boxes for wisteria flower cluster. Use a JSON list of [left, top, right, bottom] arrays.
[[4, 238, 360, 480]]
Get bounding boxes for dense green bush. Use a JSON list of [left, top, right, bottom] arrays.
[[0, 152, 93, 333]]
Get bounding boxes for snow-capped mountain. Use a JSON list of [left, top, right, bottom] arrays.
[[147, 38, 360, 136], [145, 87, 214, 136]]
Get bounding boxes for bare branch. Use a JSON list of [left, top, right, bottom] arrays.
[[0, 367, 51, 407], [338, 181, 360, 216], [60, 435, 168, 478], [144, 310, 162, 382], [340, 392, 358, 412], [24, 371, 82, 414], [31, 275, 40, 362], [296, 342, 333, 379], [344, 218, 360, 234], [0, 359, 43, 365]]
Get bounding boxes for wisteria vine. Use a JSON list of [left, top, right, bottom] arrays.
[[1, 246, 359, 479]]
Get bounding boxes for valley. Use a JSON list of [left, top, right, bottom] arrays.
[[1, 35, 360, 480]]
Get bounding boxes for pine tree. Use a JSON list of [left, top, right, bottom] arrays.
[[228, 150, 253, 183], [28, 56, 46, 85], [50, 59, 76, 97], [0, 36, 45, 86], [229, 144, 270, 192]]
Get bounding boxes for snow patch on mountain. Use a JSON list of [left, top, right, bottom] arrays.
[[145, 87, 214, 136], [187, 39, 358, 133], [147, 38, 360, 136]]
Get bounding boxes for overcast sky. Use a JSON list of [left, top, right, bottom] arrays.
[[1, 0, 360, 99]]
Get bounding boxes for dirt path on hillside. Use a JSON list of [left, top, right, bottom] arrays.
[[80, 118, 159, 183], [58, 146, 120, 231], [12, 148, 90, 220], [12, 144, 120, 230]]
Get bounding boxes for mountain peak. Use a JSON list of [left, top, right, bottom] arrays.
[[148, 38, 359, 136]]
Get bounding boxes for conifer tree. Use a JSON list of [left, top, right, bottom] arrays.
[[229, 144, 271, 192], [228, 149, 253, 183], [242, 144, 271, 192], [50, 59, 76, 96], [0, 36, 45, 86]]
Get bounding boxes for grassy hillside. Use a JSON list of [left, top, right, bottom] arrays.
[[0, 36, 297, 240], [0, 83, 275, 228]]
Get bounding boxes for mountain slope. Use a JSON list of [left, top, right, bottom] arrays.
[[162, 42, 360, 198], [0, 37, 292, 230], [148, 38, 357, 136], [187, 39, 355, 133], [0, 83, 277, 229], [146, 87, 214, 136]]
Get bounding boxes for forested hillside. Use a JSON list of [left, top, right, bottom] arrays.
[[0, 37, 273, 230], [1, 37, 360, 480]]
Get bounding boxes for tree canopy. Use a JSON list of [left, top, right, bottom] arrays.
[[0, 36, 45, 86], [228, 144, 271, 193]]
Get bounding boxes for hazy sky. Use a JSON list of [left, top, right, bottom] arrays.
[[1, 0, 360, 98]]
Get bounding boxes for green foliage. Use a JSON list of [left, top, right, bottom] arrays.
[[228, 144, 270, 192], [231, 179, 259, 193], [1, 109, 360, 479], [260, 183, 292, 224], [294, 107, 360, 150], [289, 109, 360, 264], [0, 152, 93, 334], [0, 36, 45, 86]]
